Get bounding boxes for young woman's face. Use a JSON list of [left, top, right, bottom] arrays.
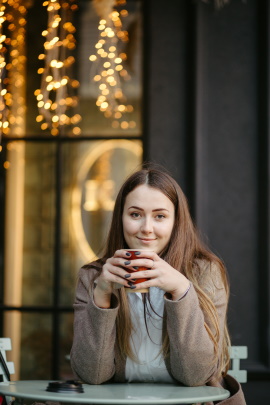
[[122, 184, 175, 254]]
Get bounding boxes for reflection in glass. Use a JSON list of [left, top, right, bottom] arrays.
[[60, 139, 142, 306], [4, 142, 56, 308], [20, 312, 52, 379], [22, 143, 56, 306]]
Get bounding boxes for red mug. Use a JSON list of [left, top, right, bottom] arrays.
[[125, 249, 151, 293]]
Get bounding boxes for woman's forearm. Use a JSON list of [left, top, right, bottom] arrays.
[[71, 269, 119, 384], [165, 283, 227, 386]]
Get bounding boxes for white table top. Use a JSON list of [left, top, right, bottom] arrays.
[[0, 380, 230, 404]]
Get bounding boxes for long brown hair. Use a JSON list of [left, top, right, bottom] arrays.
[[88, 164, 230, 377]]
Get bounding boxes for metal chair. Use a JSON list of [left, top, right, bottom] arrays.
[[0, 338, 14, 382], [0, 338, 15, 405], [228, 346, 248, 383]]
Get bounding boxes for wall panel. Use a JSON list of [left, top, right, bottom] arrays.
[[144, 0, 190, 191]]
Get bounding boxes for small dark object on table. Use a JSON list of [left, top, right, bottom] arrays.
[[46, 380, 84, 393]]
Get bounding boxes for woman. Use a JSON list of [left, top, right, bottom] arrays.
[[70, 165, 246, 404]]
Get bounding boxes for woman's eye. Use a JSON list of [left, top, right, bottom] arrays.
[[131, 212, 140, 218], [156, 214, 165, 220]]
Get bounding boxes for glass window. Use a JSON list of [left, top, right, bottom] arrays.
[[3, 142, 56, 308], [20, 312, 52, 380], [77, 1, 142, 136], [0, 0, 143, 381], [3, 311, 52, 380], [25, 0, 142, 137]]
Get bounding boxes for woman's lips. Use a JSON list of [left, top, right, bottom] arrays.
[[137, 237, 156, 243]]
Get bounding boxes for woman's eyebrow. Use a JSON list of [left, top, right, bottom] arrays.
[[128, 206, 169, 212]]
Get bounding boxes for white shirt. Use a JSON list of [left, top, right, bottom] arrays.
[[125, 287, 175, 383]]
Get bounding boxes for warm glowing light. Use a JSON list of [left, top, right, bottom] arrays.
[[115, 65, 122, 72], [89, 0, 135, 129], [120, 9, 128, 17], [100, 101, 108, 109], [35, 0, 80, 136], [120, 121, 128, 129], [0, 1, 28, 137], [112, 120, 119, 128], [73, 126, 81, 135], [51, 128, 59, 136]]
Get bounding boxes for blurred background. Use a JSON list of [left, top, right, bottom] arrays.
[[0, 0, 269, 402]]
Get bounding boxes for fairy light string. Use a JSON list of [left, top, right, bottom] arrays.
[[0, 0, 27, 142], [0, 0, 8, 143], [35, 0, 81, 136], [90, 0, 136, 130]]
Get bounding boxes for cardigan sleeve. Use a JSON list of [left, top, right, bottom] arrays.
[[164, 261, 228, 387], [70, 267, 120, 384]]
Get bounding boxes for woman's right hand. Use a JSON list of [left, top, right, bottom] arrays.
[[93, 250, 133, 308]]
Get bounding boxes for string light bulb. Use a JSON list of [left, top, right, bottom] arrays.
[[35, 0, 81, 136], [90, 0, 135, 130]]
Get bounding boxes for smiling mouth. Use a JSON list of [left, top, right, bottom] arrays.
[[137, 237, 157, 242]]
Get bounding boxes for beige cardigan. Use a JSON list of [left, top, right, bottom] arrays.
[[70, 262, 246, 405]]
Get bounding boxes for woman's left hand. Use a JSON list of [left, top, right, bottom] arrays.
[[125, 251, 190, 300]]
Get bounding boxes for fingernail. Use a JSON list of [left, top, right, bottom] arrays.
[[131, 279, 136, 282], [128, 281, 134, 286], [130, 285, 136, 289], [133, 266, 139, 270], [124, 261, 131, 265], [124, 274, 131, 278], [135, 251, 141, 255], [126, 252, 131, 256]]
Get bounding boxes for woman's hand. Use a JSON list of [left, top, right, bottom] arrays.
[[94, 250, 141, 308], [122, 250, 190, 301]]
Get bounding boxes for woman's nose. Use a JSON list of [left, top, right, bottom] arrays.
[[141, 217, 153, 233]]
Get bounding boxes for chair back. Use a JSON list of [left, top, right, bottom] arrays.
[[228, 345, 248, 383], [0, 338, 14, 382]]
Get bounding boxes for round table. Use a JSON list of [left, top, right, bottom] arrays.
[[0, 381, 230, 404]]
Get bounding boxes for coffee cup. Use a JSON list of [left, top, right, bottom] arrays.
[[125, 249, 151, 293]]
